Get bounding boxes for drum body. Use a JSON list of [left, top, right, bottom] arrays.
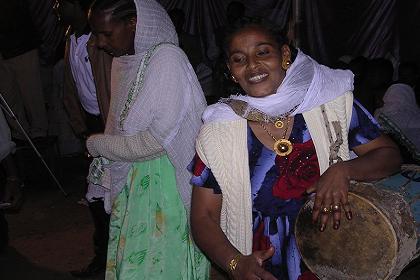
[[295, 167, 420, 280]]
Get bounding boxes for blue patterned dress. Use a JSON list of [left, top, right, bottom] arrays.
[[191, 101, 381, 280]]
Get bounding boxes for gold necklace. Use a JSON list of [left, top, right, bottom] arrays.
[[222, 99, 299, 128], [259, 118, 293, 156]]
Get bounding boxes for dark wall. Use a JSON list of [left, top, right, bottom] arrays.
[[299, 0, 420, 68], [398, 1, 420, 66]]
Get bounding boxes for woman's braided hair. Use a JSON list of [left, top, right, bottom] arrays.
[[90, 0, 136, 22]]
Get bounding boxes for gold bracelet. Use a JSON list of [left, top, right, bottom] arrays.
[[228, 253, 242, 273]]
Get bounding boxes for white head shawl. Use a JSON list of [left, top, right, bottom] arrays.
[[203, 50, 354, 123], [100, 0, 205, 214], [108, 0, 178, 133]]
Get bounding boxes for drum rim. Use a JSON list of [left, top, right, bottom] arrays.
[[295, 191, 398, 280]]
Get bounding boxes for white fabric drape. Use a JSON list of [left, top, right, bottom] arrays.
[[203, 50, 354, 124], [94, 0, 206, 213], [375, 83, 420, 152]]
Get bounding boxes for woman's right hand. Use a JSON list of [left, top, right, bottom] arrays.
[[230, 247, 277, 280], [191, 187, 277, 279]]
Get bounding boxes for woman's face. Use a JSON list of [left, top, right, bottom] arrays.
[[227, 26, 288, 98], [89, 10, 136, 57]]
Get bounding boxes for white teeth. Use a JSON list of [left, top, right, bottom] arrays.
[[249, 73, 268, 82]]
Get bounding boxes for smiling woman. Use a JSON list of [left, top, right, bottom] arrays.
[[190, 20, 402, 280], [226, 25, 286, 98]]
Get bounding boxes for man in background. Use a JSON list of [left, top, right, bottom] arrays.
[[0, 0, 49, 142], [54, 0, 112, 277]]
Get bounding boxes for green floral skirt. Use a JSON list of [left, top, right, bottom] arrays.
[[106, 154, 209, 280]]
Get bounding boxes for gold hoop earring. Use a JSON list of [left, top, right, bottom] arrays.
[[282, 59, 291, 70], [231, 75, 238, 83]]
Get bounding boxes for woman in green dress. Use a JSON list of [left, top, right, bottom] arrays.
[[86, 0, 209, 278]]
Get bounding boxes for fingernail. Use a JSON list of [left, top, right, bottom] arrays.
[[333, 221, 340, 230], [346, 211, 353, 220], [319, 224, 325, 232]]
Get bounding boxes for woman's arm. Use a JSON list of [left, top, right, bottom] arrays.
[[86, 131, 165, 162], [311, 134, 401, 230], [345, 134, 401, 179], [191, 187, 277, 280]]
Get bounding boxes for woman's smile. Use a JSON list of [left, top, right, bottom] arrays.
[[248, 72, 269, 83]]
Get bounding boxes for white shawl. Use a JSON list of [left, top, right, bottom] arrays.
[[93, 0, 206, 213], [203, 50, 354, 123]]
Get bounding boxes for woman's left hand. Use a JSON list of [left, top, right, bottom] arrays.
[[306, 135, 401, 232], [307, 162, 352, 231]]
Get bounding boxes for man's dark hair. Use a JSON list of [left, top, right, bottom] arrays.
[[90, 0, 136, 21]]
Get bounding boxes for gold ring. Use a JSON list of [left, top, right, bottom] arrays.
[[332, 204, 341, 212], [321, 206, 331, 214]]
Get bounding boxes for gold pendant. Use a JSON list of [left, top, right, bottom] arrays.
[[274, 120, 284, 128], [273, 139, 293, 156]]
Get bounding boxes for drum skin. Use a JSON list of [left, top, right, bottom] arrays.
[[295, 181, 417, 280]]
